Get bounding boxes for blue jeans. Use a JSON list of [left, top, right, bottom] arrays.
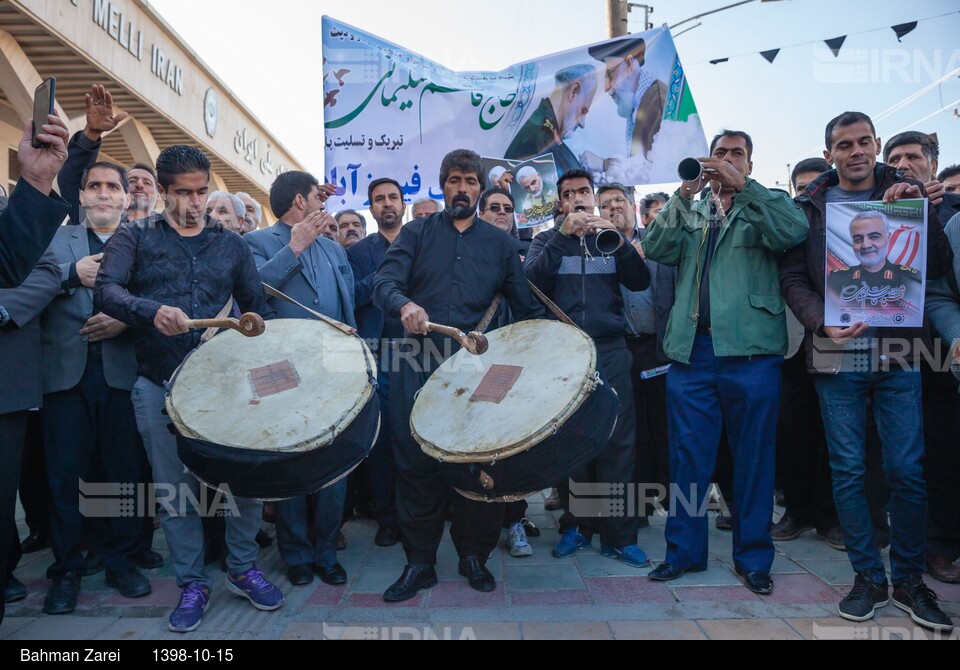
[[813, 371, 926, 584], [132, 378, 263, 588], [664, 336, 781, 573]]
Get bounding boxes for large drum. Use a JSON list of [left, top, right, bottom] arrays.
[[167, 318, 379, 500], [411, 320, 619, 501]]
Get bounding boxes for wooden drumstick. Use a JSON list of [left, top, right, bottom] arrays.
[[185, 313, 266, 338], [425, 322, 489, 355]]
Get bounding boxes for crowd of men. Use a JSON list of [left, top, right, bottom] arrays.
[[0, 82, 958, 636]]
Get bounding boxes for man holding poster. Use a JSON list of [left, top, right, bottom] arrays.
[[780, 111, 954, 632]]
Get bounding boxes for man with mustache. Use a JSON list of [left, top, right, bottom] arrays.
[[336, 210, 365, 249], [374, 150, 544, 601], [346, 180, 406, 549]]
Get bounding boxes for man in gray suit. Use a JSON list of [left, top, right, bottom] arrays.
[[0, 247, 60, 625], [244, 171, 356, 588], [40, 161, 153, 615]]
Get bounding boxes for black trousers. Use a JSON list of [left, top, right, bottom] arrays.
[[390, 338, 502, 566], [43, 352, 147, 576], [922, 367, 960, 560], [0, 410, 28, 625], [777, 353, 838, 529], [559, 341, 640, 548], [18, 411, 47, 537], [627, 335, 670, 515]]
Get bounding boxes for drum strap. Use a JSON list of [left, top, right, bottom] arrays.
[[474, 294, 503, 334], [200, 298, 234, 344], [527, 281, 577, 327]]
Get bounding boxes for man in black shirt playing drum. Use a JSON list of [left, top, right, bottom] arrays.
[[373, 149, 545, 602]]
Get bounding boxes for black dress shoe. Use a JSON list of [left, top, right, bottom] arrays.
[[255, 529, 274, 548], [383, 565, 438, 602], [43, 572, 81, 615], [648, 562, 705, 582], [737, 569, 774, 595], [20, 531, 50, 554], [374, 525, 400, 547], [105, 568, 152, 599], [4, 575, 27, 604], [458, 556, 496, 593], [315, 563, 348, 586], [133, 550, 165, 570], [287, 564, 314, 586]]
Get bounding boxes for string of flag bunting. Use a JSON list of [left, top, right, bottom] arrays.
[[693, 11, 959, 66]]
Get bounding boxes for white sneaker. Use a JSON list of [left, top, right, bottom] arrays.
[[508, 523, 533, 558]]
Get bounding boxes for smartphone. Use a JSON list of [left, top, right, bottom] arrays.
[[31, 77, 56, 149]]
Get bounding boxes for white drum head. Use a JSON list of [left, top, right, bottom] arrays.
[[167, 319, 375, 453], [412, 321, 597, 463]]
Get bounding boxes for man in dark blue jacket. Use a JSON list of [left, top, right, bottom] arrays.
[[346, 177, 406, 548], [525, 169, 651, 568]]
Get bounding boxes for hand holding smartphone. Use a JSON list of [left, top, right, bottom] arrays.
[[31, 77, 56, 149]]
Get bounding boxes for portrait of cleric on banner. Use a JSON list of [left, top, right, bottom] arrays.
[[824, 199, 929, 328], [322, 17, 707, 211]]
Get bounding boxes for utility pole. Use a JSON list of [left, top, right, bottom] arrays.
[[607, 0, 629, 38]]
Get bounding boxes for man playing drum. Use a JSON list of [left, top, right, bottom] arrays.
[[373, 149, 544, 602], [96, 145, 282, 633]]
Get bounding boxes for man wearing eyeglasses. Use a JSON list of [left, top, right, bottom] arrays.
[[525, 169, 651, 569], [478, 188, 517, 236]]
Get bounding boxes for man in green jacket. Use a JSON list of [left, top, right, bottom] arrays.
[[642, 130, 808, 595]]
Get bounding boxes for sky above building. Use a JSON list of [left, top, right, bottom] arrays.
[[149, 0, 960, 195]]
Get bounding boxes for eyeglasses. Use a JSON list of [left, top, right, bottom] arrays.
[[484, 204, 515, 214]]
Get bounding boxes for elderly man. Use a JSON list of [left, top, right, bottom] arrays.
[[884, 131, 960, 223], [589, 37, 667, 160], [206, 192, 247, 235], [505, 65, 599, 174], [235, 192, 263, 233], [411, 198, 439, 220]]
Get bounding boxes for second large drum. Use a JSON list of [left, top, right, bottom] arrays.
[[412, 320, 619, 501]]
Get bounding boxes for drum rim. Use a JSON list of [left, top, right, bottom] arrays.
[[453, 488, 539, 504], [166, 319, 378, 454], [412, 321, 599, 463]]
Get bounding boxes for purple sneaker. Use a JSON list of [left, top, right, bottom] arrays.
[[226, 566, 284, 611], [168, 581, 210, 633]]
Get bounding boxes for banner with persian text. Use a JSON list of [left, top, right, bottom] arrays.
[[322, 16, 708, 211]]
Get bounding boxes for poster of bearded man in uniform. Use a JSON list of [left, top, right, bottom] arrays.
[[825, 199, 928, 328]]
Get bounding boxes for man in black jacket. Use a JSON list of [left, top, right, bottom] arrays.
[[96, 145, 281, 634], [0, 249, 60, 625], [346, 178, 406, 548], [374, 150, 544, 602], [780, 111, 954, 632], [525, 169, 651, 568]]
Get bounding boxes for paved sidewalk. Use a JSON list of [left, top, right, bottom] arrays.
[[3, 493, 958, 640]]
